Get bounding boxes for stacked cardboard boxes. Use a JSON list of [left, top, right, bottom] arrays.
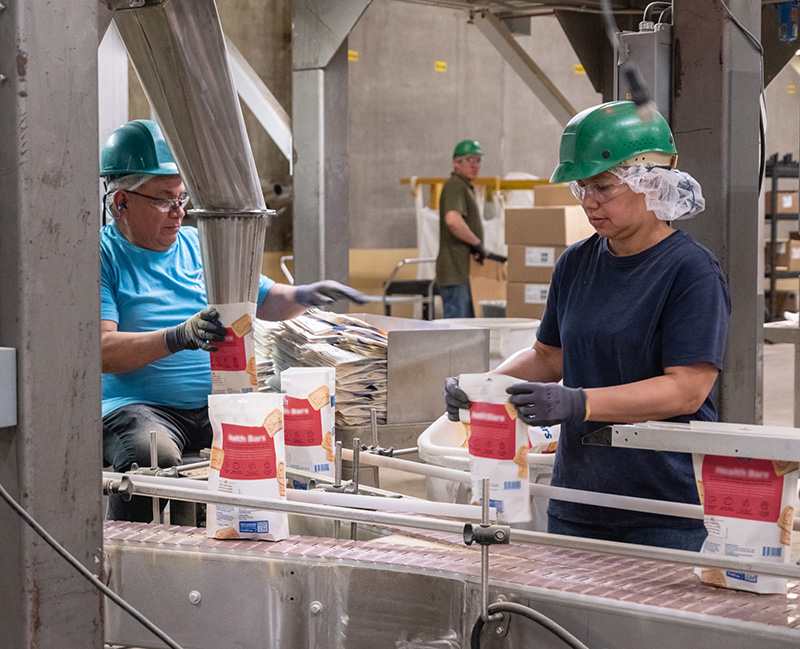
[[765, 190, 799, 215], [766, 232, 800, 271], [505, 184, 594, 319]]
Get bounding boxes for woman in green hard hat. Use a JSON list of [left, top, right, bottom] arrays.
[[446, 101, 731, 550]]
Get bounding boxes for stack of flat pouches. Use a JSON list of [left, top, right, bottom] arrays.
[[253, 318, 279, 391], [256, 310, 388, 426]]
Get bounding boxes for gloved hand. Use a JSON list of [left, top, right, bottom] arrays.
[[506, 382, 587, 427], [445, 376, 471, 422], [469, 242, 487, 264], [294, 281, 367, 308], [164, 308, 227, 353]]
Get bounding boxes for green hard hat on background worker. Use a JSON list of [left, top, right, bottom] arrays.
[[550, 101, 678, 184], [100, 119, 179, 179], [453, 139, 484, 158]]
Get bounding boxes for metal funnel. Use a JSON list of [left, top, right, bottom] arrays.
[[114, 0, 269, 304]]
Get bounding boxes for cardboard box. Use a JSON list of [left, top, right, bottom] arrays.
[[534, 183, 581, 207], [505, 206, 595, 246], [470, 256, 507, 316], [766, 233, 800, 271], [506, 281, 549, 319], [507, 244, 566, 282], [766, 290, 798, 314], [765, 191, 799, 215]]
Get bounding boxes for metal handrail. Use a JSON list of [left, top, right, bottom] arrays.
[[381, 257, 436, 289], [381, 257, 437, 319], [279, 254, 294, 285]]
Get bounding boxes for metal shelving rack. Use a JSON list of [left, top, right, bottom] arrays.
[[765, 154, 800, 321]]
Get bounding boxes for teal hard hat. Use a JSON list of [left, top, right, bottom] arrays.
[[550, 101, 677, 184], [453, 139, 484, 158], [100, 119, 179, 179]]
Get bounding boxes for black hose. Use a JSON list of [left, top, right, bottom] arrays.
[[471, 601, 591, 649], [0, 478, 185, 649]]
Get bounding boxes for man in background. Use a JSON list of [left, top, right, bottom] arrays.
[[436, 139, 490, 318]]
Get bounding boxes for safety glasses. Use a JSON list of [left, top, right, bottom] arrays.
[[570, 179, 627, 204], [126, 190, 190, 213]]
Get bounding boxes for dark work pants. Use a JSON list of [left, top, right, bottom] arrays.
[[103, 403, 212, 522], [439, 283, 475, 318]]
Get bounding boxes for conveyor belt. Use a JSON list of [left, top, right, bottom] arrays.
[[104, 521, 800, 634]]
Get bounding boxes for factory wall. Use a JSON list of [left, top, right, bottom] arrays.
[[125, 1, 800, 255], [348, 1, 601, 249]]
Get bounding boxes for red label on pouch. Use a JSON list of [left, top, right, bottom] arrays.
[[283, 396, 323, 447], [209, 328, 247, 372], [701, 455, 783, 522], [220, 423, 277, 480], [468, 402, 517, 460]]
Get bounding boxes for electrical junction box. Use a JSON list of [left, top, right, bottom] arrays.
[[616, 24, 672, 123], [0, 347, 16, 428]]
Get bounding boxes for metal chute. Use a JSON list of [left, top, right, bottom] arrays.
[[113, 0, 270, 303]]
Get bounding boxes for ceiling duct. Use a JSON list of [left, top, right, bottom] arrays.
[[113, 0, 270, 304]]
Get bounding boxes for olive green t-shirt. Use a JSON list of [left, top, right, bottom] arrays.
[[436, 172, 483, 286]]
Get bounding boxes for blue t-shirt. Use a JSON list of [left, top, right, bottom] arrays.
[[538, 230, 731, 528], [100, 223, 275, 417]]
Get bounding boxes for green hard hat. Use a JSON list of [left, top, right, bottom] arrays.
[[100, 119, 179, 179], [550, 101, 677, 183], [453, 139, 484, 158]]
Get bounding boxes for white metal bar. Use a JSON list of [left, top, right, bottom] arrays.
[[105, 473, 800, 580], [344, 447, 704, 519], [226, 36, 293, 167], [608, 421, 800, 460]]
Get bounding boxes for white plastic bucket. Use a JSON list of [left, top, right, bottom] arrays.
[[417, 414, 556, 531], [437, 317, 539, 369]]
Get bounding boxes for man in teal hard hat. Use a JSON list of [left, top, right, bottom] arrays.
[[100, 119, 364, 522], [445, 102, 731, 551], [436, 139, 498, 318]]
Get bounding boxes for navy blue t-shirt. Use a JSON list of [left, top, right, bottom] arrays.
[[538, 230, 731, 529]]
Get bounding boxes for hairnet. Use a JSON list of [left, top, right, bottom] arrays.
[[609, 165, 705, 221], [102, 173, 153, 220]]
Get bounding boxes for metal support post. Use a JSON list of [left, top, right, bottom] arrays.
[[291, 0, 372, 292], [0, 0, 104, 646], [350, 437, 361, 540], [369, 408, 380, 488], [672, 0, 763, 424], [333, 441, 343, 539]]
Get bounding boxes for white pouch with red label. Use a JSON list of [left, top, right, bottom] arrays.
[[527, 423, 560, 454], [459, 372, 531, 524], [207, 393, 288, 541], [692, 454, 799, 594], [209, 301, 258, 395], [281, 367, 336, 487]]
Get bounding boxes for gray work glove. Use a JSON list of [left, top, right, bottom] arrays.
[[445, 376, 471, 422], [294, 280, 367, 307], [164, 308, 227, 353], [469, 242, 487, 264], [506, 382, 587, 427]]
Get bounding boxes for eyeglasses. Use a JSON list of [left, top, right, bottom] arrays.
[[570, 179, 627, 204], [126, 190, 190, 212], [456, 155, 482, 164]]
